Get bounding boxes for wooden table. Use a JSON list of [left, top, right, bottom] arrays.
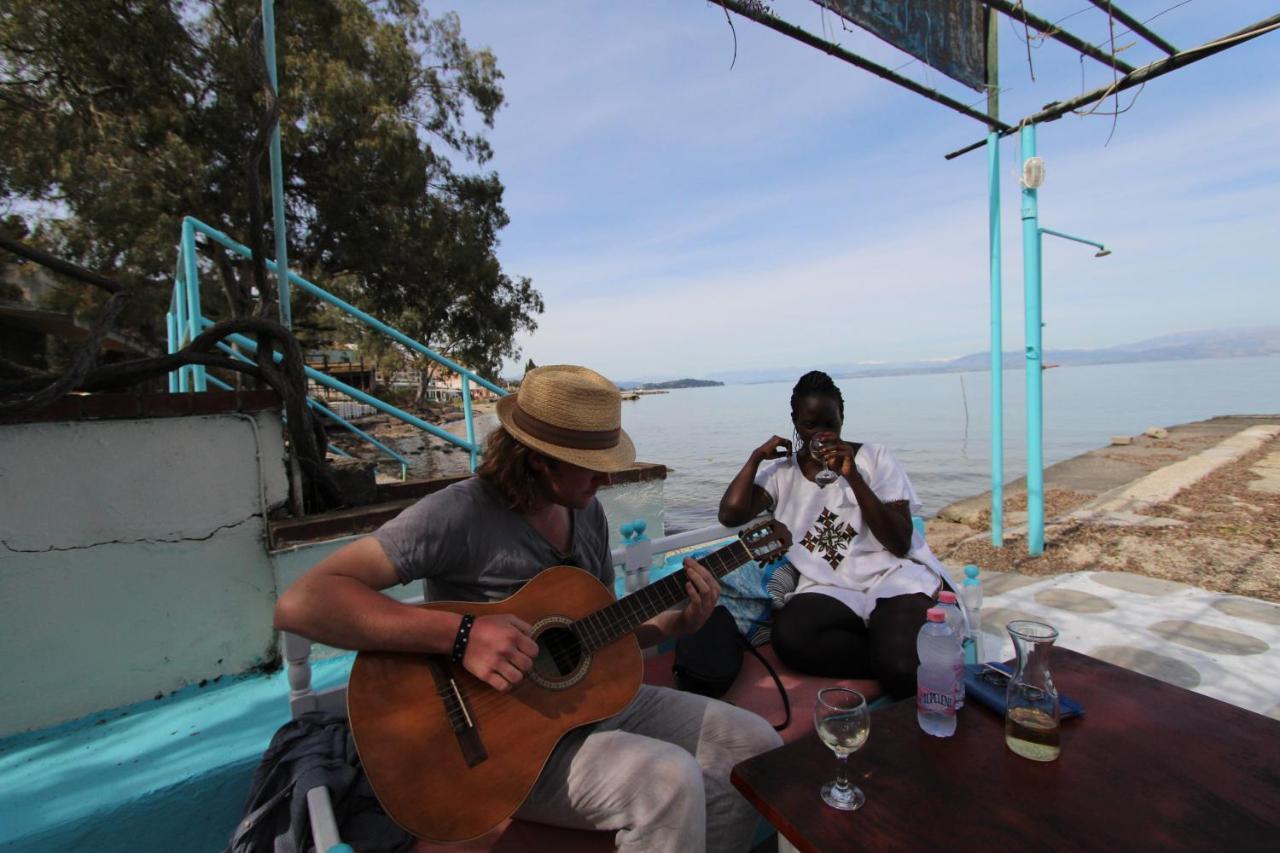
[[731, 648, 1280, 852]]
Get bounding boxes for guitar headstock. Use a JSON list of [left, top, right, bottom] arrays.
[[737, 517, 792, 564]]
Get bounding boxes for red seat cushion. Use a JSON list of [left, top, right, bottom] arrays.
[[644, 642, 882, 744]]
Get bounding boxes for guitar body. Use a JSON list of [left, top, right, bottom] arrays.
[[347, 565, 642, 843]]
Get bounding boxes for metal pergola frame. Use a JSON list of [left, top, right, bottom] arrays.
[[718, 0, 1280, 555]]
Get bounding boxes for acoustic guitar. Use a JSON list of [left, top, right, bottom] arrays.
[[346, 518, 792, 842]]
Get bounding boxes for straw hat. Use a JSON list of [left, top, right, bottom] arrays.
[[496, 364, 636, 473]]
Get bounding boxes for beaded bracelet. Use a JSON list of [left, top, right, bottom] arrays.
[[451, 614, 476, 665]]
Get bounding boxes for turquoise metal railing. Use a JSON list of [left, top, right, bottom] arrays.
[[166, 214, 508, 476]]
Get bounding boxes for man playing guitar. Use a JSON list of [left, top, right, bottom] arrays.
[[274, 364, 782, 851]]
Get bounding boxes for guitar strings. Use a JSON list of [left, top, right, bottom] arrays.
[[438, 535, 781, 721]]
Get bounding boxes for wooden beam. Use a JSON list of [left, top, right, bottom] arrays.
[[981, 0, 1137, 75], [945, 13, 1280, 160], [1084, 0, 1179, 55]]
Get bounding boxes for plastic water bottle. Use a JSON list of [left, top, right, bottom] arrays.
[[961, 564, 984, 663], [936, 591, 966, 709], [917, 608, 960, 737]]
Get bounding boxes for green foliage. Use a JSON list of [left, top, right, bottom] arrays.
[[0, 0, 541, 377]]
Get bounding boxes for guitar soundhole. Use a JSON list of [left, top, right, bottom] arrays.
[[529, 619, 589, 689]]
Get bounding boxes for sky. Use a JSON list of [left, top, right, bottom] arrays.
[[431, 1, 1280, 382]]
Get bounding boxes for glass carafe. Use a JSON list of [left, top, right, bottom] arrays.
[[1004, 620, 1061, 762]]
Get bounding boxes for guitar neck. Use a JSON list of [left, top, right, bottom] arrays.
[[574, 538, 752, 651]]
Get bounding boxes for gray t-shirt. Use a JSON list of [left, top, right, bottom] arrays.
[[372, 476, 615, 603]]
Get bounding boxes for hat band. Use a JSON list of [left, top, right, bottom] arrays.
[[511, 403, 620, 451]]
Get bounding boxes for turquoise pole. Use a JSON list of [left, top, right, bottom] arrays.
[[185, 217, 508, 397], [988, 131, 1004, 547], [172, 275, 189, 392], [261, 0, 291, 327], [180, 221, 207, 390], [1020, 124, 1045, 556], [462, 375, 477, 472], [165, 311, 179, 392]]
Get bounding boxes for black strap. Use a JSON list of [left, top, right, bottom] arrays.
[[740, 634, 791, 732]]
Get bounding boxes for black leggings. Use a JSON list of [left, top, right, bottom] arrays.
[[771, 592, 935, 700]]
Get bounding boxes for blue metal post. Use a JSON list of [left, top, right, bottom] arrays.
[[180, 222, 207, 391], [172, 279, 190, 392], [1020, 124, 1045, 556], [165, 310, 179, 392], [261, 0, 291, 328], [462, 376, 478, 472], [988, 131, 1004, 547]]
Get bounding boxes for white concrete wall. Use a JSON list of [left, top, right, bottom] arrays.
[[0, 412, 289, 736]]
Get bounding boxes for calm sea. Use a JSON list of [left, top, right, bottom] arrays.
[[617, 355, 1280, 533]]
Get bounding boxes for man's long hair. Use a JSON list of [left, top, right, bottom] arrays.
[[476, 427, 554, 513]]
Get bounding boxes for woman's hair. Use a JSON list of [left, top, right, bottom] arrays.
[[476, 427, 555, 513], [790, 370, 845, 418]]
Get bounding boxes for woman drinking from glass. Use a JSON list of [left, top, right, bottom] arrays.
[[718, 370, 960, 699]]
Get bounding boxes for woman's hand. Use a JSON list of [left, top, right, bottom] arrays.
[[670, 557, 721, 636], [751, 434, 792, 463]]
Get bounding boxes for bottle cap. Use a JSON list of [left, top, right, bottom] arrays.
[[926, 608, 944, 622], [938, 590, 957, 605], [963, 564, 980, 585]]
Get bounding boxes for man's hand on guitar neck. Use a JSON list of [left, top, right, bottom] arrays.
[[462, 614, 540, 693], [636, 557, 721, 648]]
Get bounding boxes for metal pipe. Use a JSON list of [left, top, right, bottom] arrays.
[[717, 0, 1013, 132], [462, 375, 477, 472], [261, 0, 292, 328], [1040, 227, 1109, 256], [185, 217, 509, 397], [1020, 125, 1045, 556], [988, 131, 1004, 547], [180, 221, 207, 390], [946, 13, 1280, 160], [305, 396, 412, 473], [980, 0, 1136, 74], [1083, 0, 1178, 55], [173, 270, 190, 393], [213, 324, 478, 453], [165, 311, 179, 392]]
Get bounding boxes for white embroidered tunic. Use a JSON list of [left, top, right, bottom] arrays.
[[754, 443, 948, 620]]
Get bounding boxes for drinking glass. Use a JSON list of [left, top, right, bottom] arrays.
[[809, 435, 840, 487], [813, 687, 869, 810]]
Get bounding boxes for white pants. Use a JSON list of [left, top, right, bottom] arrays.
[[516, 685, 783, 853]]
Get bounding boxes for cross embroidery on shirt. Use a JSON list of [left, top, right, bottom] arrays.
[[800, 508, 856, 569]]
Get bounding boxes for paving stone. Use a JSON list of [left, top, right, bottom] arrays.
[[1210, 597, 1280, 626], [1088, 645, 1202, 689], [1268, 704, 1280, 722], [979, 607, 1045, 638], [981, 572, 1040, 596], [1089, 572, 1193, 596], [1034, 588, 1115, 614], [1148, 620, 1270, 656]]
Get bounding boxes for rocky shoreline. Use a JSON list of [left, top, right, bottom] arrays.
[[926, 415, 1280, 603]]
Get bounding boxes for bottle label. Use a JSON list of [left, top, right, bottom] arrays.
[[917, 684, 957, 716]]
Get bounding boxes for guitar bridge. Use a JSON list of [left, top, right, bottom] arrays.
[[427, 657, 488, 768]]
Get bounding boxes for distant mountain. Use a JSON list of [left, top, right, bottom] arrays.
[[687, 326, 1280, 385]]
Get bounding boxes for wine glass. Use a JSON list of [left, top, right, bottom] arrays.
[[814, 687, 869, 810], [809, 435, 840, 487]]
